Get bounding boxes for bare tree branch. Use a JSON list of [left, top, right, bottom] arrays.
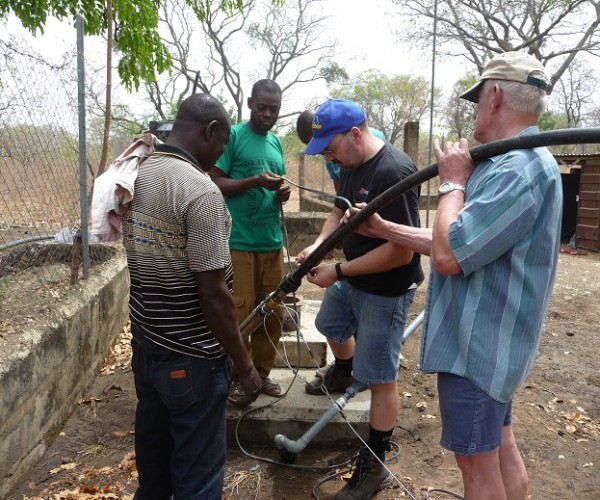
[[398, 0, 600, 93], [132, 0, 337, 124]]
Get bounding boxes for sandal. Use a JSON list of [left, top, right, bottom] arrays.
[[261, 377, 283, 397], [227, 382, 254, 406]]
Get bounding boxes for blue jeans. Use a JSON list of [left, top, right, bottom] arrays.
[[315, 280, 416, 385], [131, 322, 231, 500], [437, 372, 512, 455]]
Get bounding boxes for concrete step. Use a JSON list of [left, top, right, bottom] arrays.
[[226, 298, 370, 454], [226, 368, 371, 452], [274, 299, 329, 369]]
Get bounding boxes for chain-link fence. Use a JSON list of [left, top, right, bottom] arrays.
[[281, 149, 337, 213], [0, 34, 121, 326], [0, 28, 432, 330], [0, 31, 326, 330]]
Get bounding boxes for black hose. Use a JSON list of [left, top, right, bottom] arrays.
[[277, 127, 600, 295]]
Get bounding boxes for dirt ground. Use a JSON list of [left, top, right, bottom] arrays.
[[8, 247, 600, 500]]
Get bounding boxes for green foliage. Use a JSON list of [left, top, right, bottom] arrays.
[[538, 110, 569, 131], [319, 62, 349, 87], [0, 0, 276, 91], [333, 69, 440, 144], [112, 0, 172, 91]]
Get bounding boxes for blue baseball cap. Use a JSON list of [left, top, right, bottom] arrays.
[[304, 99, 367, 155]]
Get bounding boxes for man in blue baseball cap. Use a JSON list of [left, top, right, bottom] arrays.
[[304, 99, 369, 155], [297, 108, 386, 192], [296, 98, 424, 500]]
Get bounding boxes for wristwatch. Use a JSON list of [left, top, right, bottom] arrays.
[[438, 182, 466, 195], [334, 262, 346, 281]]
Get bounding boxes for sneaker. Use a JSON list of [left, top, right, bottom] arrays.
[[305, 363, 354, 395], [334, 446, 392, 500]]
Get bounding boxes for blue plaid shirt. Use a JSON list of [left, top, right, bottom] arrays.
[[421, 127, 563, 402]]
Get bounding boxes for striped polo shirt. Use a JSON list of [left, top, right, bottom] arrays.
[[123, 145, 232, 358], [421, 127, 563, 402]]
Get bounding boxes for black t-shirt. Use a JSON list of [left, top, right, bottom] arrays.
[[335, 143, 424, 296]]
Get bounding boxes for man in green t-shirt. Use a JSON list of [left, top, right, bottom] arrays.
[[210, 79, 291, 406]]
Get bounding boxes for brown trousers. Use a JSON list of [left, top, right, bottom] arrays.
[[230, 249, 284, 379]]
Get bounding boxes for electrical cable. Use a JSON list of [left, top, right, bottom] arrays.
[[232, 311, 356, 472], [425, 488, 464, 499], [232, 128, 600, 497], [230, 258, 452, 498], [232, 303, 420, 498], [282, 175, 353, 212]]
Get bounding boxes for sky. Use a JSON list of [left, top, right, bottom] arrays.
[[321, 0, 432, 80], [3, 0, 469, 123], [306, 0, 469, 103]]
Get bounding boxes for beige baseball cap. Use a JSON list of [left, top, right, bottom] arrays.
[[460, 51, 549, 103]]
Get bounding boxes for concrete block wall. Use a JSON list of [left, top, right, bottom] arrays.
[[281, 211, 344, 258], [0, 212, 341, 497], [0, 256, 129, 499]]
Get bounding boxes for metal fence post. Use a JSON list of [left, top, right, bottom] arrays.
[[77, 14, 90, 279]]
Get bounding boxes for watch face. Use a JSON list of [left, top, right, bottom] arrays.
[[439, 183, 452, 194]]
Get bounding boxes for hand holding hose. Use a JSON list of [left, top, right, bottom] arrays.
[[341, 202, 389, 239]]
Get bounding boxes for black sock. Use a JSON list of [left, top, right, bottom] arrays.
[[334, 356, 353, 375], [368, 426, 393, 462]]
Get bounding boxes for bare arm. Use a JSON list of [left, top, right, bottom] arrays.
[[307, 241, 414, 288], [431, 138, 474, 275], [431, 192, 464, 275], [342, 204, 432, 256], [194, 268, 261, 401]]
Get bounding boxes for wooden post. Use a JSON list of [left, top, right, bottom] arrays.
[[403, 121, 420, 164], [298, 151, 306, 211]]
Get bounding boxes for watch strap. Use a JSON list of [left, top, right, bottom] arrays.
[[439, 182, 466, 195], [335, 262, 346, 280]]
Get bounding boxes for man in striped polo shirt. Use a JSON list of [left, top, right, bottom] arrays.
[[342, 51, 562, 500], [123, 93, 261, 499]]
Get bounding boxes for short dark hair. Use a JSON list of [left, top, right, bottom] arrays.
[[171, 93, 228, 135], [296, 110, 314, 130], [296, 110, 315, 144], [251, 79, 282, 98]]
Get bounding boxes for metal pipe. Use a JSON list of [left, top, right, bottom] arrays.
[[77, 14, 90, 279], [0, 235, 55, 251], [274, 382, 368, 462], [272, 309, 425, 461], [403, 310, 425, 342]]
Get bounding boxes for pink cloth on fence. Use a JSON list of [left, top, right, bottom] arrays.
[[91, 133, 161, 242]]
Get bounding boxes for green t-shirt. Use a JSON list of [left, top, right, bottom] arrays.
[[215, 121, 287, 252]]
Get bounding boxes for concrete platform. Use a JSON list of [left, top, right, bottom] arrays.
[[226, 299, 372, 451], [274, 298, 328, 369]]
